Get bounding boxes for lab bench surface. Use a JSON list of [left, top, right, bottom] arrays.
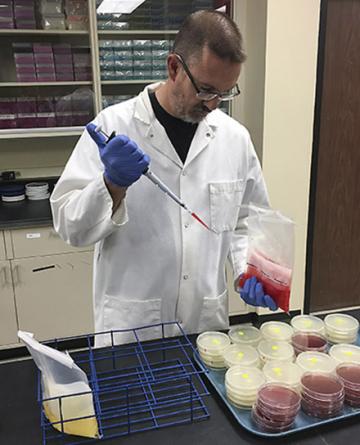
[[1, 356, 360, 445], [0, 198, 53, 229]]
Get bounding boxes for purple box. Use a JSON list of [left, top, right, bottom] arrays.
[[16, 73, 37, 82], [54, 53, 73, 64], [56, 112, 73, 127], [15, 65, 36, 74], [0, 114, 17, 129], [0, 19, 15, 28], [56, 72, 74, 81], [16, 113, 37, 128], [0, 98, 16, 114], [71, 112, 91, 126], [37, 96, 54, 112], [14, 54, 35, 64], [35, 55, 54, 65], [37, 112, 56, 127], [36, 72, 56, 81], [53, 43, 72, 54], [55, 62, 73, 72], [33, 43, 53, 53], [16, 97, 36, 113]]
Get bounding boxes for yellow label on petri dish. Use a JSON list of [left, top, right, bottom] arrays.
[[273, 367, 283, 376], [212, 339, 221, 345], [309, 357, 318, 364], [303, 320, 313, 328], [344, 351, 354, 356], [242, 373, 249, 379], [272, 345, 279, 351], [335, 318, 345, 325], [271, 327, 281, 334], [238, 331, 244, 336], [237, 352, 244, 359]]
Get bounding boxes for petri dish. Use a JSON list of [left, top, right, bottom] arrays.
[[223, 344, 260, 369], [258, 340, 294, 365], [225, 366, 265, 408], [291, 332, 327, 355], [263, 360, 303, 390], [291, 315, 325, 334], [196, 331, 230, 353], [260, 321, 294, 343], [296, 351, 337, 374], [324, 314, 359, 344], [228, 325, 262, 347], [336, 363, 360, 406], [329, 344, 360, 364]]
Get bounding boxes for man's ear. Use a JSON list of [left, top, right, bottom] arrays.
[[167, 53, 180, 81]]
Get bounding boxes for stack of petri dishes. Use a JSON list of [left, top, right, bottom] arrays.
[[296, 351, 337, 374], [291, 314, 325, 335], [225, 366, 265, 409], [223, 344, 260, 369], [262, 360, 304, 391], [25, 182, 50, 200], [196, 331, 230, 369], [258, 339, 294, 367], [324, 314, 359, 344], [329, 344, 360, 364], [336, 363, 360, 407], [0, 184, 26, 202], [291, 332, 327, 356], [228, 325, 262, 348], [301, 372, 345, 418], [260, 321, 294, 343], [252, 383, 301, 432]]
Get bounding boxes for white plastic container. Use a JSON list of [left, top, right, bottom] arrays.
[[260, 321, 294, 343], [329, 344, 360, 364], [223, 344, 260, 369], [257, 340, 294, 366], [296, 351, 337, 374], [263, 360, 304, 391], [324, 314, 359, 344], [290, 315, 325, 335], [196, 331, 231, 369], [225, 366, 265, 408], [228, 325, 262, 347]]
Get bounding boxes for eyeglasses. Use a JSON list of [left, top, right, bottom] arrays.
[[175, 53, 240, 102]]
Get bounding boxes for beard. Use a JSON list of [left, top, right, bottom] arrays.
[[172, 90, 212, 123]]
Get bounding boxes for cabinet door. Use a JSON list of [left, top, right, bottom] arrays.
[[0, 260, 19, 345], [13, 251, 94, 341], [0, 232, 6, 260]]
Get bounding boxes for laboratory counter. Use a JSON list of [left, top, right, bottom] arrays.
[[1, 345, 360, 445], [0, 178, 57, 229]]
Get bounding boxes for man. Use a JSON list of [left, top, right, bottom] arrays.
[[51, 10, 277, 346]]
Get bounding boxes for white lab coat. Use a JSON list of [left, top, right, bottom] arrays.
[[51, 83, 269, 346]]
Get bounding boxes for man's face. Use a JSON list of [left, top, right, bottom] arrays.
[[171, 46, 241, 123]]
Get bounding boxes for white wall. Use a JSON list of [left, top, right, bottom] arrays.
[[234, 0, 321, 313]]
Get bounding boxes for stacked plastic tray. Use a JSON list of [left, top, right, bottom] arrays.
[[38, 322, 209, 444]]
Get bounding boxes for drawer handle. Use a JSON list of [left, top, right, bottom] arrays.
[[32, 265, 55, 273], [1, 266, 9, 286]]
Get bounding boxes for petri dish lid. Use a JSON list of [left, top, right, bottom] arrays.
[[329, 344, 360, 364], [223, 344, 259, 368], [228, 325, 262, 345], [263, 360, 303, 387], [260, 321, 294, 342], [258, 340, 294, 361], [257, 383, 301, 410], [296, 351, 337, 373], [196, 331, 230, 352], [225, 366, 265, 391], [301, 372, 344, 398], [324, 314, 359, 334], [291, 315, 325, 334], [336, 363, 360, 386]]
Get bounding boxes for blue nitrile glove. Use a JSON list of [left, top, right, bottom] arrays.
[[239, 276, 278, 311], [86, 123, 150, 187]]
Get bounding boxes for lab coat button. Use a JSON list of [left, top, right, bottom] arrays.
[[150, 133, 154, 138], [184, 223, 189, 228], [183, 274, 189, 280], [206, 132, 211, 137]]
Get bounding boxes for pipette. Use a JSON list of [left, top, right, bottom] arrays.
[[95, 126, 217, 234]]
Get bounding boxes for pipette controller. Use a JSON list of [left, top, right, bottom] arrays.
[[95, 126, 217, 234]]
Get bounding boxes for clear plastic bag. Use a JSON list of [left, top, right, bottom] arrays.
[[18, 331, 99, 439], [237, 204, 295, 313]]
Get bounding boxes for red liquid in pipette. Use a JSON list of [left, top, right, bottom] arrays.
[[191, 212, 213, 232]]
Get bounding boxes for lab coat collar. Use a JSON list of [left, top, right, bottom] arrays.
[[134, 83, 218, 168]]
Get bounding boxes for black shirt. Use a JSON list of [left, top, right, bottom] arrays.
[[149, 91, 198, 164]]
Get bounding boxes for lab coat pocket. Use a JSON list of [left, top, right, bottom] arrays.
[[198, 289, 228, 333], [209, 180, 244, 232], [103, 296, 162, 344]]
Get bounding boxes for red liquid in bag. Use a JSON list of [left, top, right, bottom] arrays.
[[239, 268, 291, 313]]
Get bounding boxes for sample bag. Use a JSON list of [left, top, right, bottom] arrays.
[[18, 331, 99, 439], [237, 204, 295, 313]]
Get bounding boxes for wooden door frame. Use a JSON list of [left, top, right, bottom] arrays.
[[304, 0, 328, 314]]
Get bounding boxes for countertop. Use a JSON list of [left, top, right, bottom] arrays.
[[2, 345, 360, 445], [0, 178, 57, 229]]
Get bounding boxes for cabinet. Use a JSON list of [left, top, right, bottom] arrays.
[[0, 231, 6, 259], [0, 226, 94, 347]]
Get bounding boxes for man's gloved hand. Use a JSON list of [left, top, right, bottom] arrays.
[[239, 276, 278, 311], [86, 123, 150, 187]]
